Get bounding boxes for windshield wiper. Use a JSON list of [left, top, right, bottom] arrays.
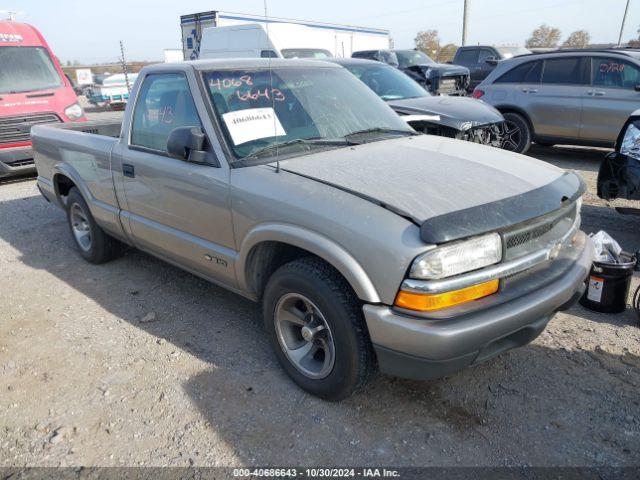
[[242, 137, 354, 161], [344, 127, 418, 142]]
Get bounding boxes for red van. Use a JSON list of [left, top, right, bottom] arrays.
[[0, 21, 86, 179]]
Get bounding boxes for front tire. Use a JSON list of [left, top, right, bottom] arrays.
[[66, 187, 125, 264], [501, 112, 531, 153], [263, 257, 376, 401]]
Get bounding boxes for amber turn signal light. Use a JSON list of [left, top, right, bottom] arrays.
[[395, 279, 499, 312]]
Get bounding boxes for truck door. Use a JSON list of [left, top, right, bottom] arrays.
[[116, 71, 237, 287], [475, 48, 497, 88], [580, 56, 640, 143], [454, 48, 479, 88]]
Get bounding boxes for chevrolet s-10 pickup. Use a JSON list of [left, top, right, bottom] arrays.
[[33, 59, 593, 400]]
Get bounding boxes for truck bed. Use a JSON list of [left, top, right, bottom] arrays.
[[32, 119, 125, 239], [47, 119, 122, 137]]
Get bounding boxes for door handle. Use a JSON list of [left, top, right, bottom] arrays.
[[521, 88, 538, 94], [587, 90, 606, 97], [122, 163, 135, 178]]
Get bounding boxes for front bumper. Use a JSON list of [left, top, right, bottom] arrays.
[[363, 233, 593, 380], [0, 146, 36, 179]]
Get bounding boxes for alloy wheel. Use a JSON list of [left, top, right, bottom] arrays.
[[501, 121, 522, 151], [70, 203, 92, 252], [274, 293, 336, 379]]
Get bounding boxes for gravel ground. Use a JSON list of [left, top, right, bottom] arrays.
[[0, 110, 639, 467]]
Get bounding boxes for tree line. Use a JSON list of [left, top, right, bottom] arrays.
[[413, 24, 640, 62]]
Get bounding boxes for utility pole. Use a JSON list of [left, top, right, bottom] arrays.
[[618, 0, 631, 46], [119, 41, 131, 95], [462, 0, 469, 46]]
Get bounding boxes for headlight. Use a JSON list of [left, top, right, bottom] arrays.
[[64, 103, 84, 121], [620, 121, 640, 160], [410, 233, 502, 280]]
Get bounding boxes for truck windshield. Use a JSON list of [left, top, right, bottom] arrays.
[[0, 46, 63, 94], [281, 49, 332, 59], [395, 50, 436, 68], [343, 63, 427, 100], [203, 67, 414, 161]]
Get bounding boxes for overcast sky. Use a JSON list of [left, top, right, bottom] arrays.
[[4, 0, 639, 63]]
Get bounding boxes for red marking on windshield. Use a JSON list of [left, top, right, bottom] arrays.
[[599, 62, 625, 73]]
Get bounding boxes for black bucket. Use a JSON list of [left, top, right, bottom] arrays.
[[580, 252, 637, 313]]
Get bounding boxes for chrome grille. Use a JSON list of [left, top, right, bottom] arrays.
[[503, 203, 578, 261], [0, 113, 61, 146]]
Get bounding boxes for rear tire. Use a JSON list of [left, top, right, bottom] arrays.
[[66, 187, 126, 264], [501, 112, 531, 153], [263, 257, 376, 401]]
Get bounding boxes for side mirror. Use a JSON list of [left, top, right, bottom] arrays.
[[485, 56, 499, 66], [167, 126, 213, 165]]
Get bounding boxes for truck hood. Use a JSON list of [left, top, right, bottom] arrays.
[[387, 96, 504, 131], [280, 135, 583, 243]]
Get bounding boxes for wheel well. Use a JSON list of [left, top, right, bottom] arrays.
[[246, 241, 355, 301], [53, 174, 76, 201]]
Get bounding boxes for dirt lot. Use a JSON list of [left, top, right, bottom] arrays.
[[1, 110, 639, 467]]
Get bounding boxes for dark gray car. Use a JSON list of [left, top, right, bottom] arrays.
[[475, 49, 640, 153], [352, 49, 470, 96], [330, 58, 504, 147]]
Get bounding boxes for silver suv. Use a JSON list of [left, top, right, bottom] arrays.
[[474, 49, 640, 153]]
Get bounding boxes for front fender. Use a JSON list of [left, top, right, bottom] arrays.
[[236, 223, 382, 304]]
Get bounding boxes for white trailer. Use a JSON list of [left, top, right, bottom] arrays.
[[180, 10, 389, 61]]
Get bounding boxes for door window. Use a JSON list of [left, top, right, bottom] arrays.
[[495, 60, 542, 83], [260, 50, 278, 58], [477, 49, 495, 65], [592, 57, 640, 89], [130, 73, 202, 152], [541, 57, 589, 85], [455, 49, 478, 66]]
